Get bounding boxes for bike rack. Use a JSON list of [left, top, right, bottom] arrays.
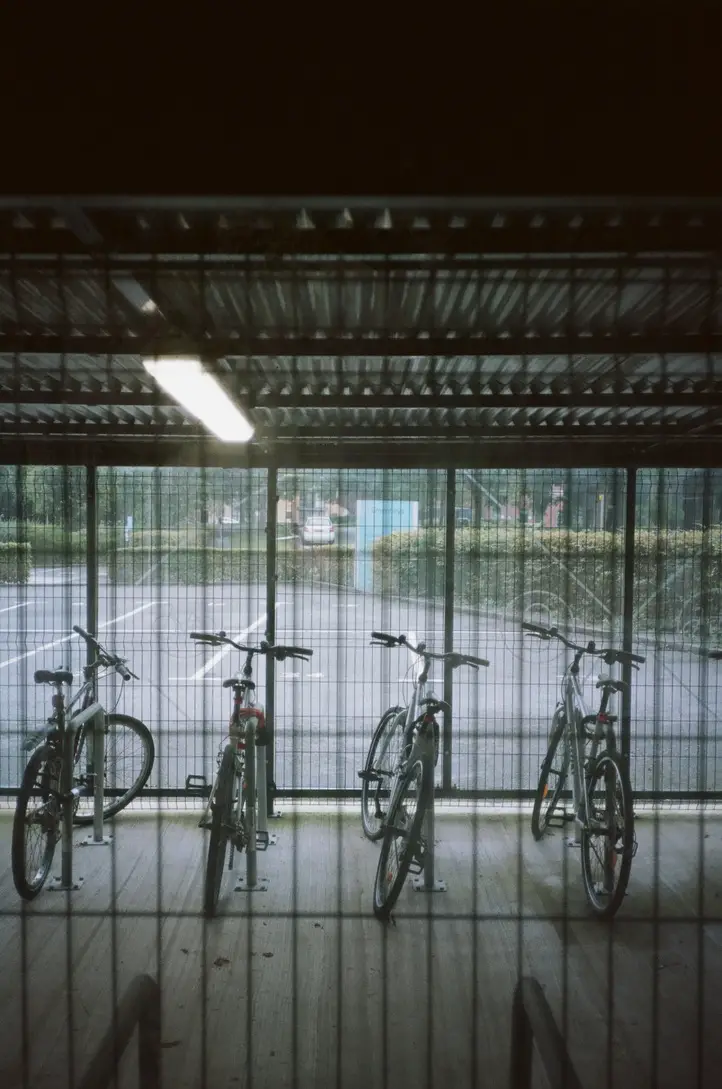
[[48, 700, 105, 893], [79, 708, 114, 849], [412, 788, 447, 893], [234, 717, 268, 893], [77, 973, 161, 1089], [509, 976, 584, 1089], [255, 739, 277, 848]]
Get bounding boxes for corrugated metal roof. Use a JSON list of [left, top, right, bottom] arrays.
[[0, 198, 720, 462]]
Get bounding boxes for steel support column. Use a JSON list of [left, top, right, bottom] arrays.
[[265, 468, 278, 816], [621, 468, 637, 762], [442, 470, 456, 791], [86, 465, 98, 650]]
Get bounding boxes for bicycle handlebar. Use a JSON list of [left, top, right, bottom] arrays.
[[190, 632, 313, 660], [521, 622, 645, 667], [72, 625, 137, 681], [370, 632, 489, 669]]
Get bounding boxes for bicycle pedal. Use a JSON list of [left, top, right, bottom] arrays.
[[256, 831, 270, 851], [185, 774, 211, 798], [407, 857, 425, 876], [358, 770, 381, 783], [548, 810, 575, 826]]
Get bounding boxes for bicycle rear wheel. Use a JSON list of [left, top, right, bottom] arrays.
[[204, 745, 235, 918], [360, 705, 405, 841], [531, 710, 569, 840], [72, 713, 155, 824], [12, 744, 62, 900], [373, 754, 431, 919], [581, 751, 635, 918]]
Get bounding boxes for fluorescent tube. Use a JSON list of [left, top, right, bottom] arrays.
[[142, 357, 254, 443]]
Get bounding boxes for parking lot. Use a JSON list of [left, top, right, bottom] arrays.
[[1, 566, 720, 797]]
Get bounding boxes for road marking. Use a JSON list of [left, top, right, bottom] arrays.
[[0, 601, 157, 671], [135, 554, 169, 586], [307, 672, 324, 678], [0, 602, 31, 615], [283, 671, 301, 679], [190, 606, 283, 680]]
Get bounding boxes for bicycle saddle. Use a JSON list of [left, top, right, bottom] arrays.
[[34, 669, 74, 685], [595, 677, 626, 692]]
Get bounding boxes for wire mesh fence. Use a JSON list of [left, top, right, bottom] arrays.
[[1, 465, 721, 803]]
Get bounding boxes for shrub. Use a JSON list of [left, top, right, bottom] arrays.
[[0, 542, 31, 583]]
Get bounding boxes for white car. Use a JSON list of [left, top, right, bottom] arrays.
[[301, 515, 335, 546]]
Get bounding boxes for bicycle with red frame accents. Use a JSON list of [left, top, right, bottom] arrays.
[[190, 631, 312, 918], [525, 622, 646, 918]]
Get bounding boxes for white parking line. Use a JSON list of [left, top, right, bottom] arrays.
[[0, 602, 31, 615], [190, 606, 283, 680], [0, 601, 158, 671]]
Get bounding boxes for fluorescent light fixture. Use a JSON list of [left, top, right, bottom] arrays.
[[142, 356, 254, 443]]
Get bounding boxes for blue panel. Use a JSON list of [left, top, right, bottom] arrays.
[[355, 500, 418, 591]]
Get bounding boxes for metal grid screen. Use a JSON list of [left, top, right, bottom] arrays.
[[2, 465, 720, 802]]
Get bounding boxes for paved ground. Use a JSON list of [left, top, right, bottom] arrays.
[[1, 568, 720, 796]]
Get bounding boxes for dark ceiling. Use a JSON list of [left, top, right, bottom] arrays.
[[0, 196, 720, 469]]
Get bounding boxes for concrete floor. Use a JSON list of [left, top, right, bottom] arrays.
[[1, 806, 721, 1088]]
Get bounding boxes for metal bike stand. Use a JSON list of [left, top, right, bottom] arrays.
[[47, 700, 103, 892], [412, 793, 447, 894], [235, 717, 268, 893], [255, 742, 277, 846], [80, 709, 113, 848]]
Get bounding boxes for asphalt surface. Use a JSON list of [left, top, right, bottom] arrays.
[[1, 566, 720, 796]]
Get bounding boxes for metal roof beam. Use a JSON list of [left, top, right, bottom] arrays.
[[1, 390, 721, 409], [2, 224, 722, 258], [2, 437, 722, 470], [2, 333, 722, 357], [3, 422, 720, 441]]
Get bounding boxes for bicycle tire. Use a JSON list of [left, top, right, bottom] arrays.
[[12, 744, 62, 900], [72, 713, 155, 824], [581, 751, 635, 918], [204, 745, 235, 919], [531, 710, 569, 840], [373, 753, 432, 920], [361, 705, 405, 841]]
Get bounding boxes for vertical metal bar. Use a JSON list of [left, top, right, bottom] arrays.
[[61, 707, 75, 888], [138, 978, 162, 1089], [85, 465, 99, 788], [509, 982, 533, 1089], [86, 465, 98, 645], [265, 466, 278, 816], [92, 711, 106, 843], [245, 721, 258, 888], [442, 468, 456, 791], [621, 467, 637, 763]]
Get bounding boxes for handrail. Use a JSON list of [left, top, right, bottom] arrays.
[[510, 976, 584, 1089], [78, 974, 160, 1089]]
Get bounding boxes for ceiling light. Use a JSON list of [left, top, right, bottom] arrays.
[[142, 356, 254, 443]]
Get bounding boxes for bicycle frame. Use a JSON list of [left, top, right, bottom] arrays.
[[558, 659, 619, 837]]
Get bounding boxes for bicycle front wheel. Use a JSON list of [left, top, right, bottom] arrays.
[[360, 705, 405, 841], [531, 710, 569, 840], [581, 751, 635, 918], [373, 754, 431, 920], [204, 745, 235, 918], [12, 744, 62, 900], [72, 713, 155, 824]]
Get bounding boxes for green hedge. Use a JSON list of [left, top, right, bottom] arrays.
[[372, 528, 722, 635], [109, 546, 355, 586], [0, 542, 31, 583]]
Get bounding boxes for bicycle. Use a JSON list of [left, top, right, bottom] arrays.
[[524, 620, 645, 918], [363, 631, 489, 920], [12, 626, 153, 900], [190, 631, 313, 918]]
